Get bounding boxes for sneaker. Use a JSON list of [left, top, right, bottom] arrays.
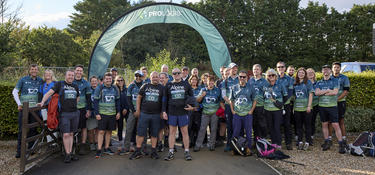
[[303, 142, 309, 151], [130, 143, 136, 152], [129, 150, 142, 160], [90, 144, 96, 151], [119, 148, 130, 155], [286, 144, 293, 150], [95, 150, 102, 158], [184, 151, 192, 161], [150, 151, 160, 159], [322, 140, 331, 151], [297, 142, 303, 150], [209, 145, 215, 151], [224, 145, 232, 152], [157, 142, 164, 152], [193, 146, 200, 152], [103, 148, 115, 155], [64, 154, 71, 163], [15, 152, 20, 158], [321, 140, 332, 147], [71, 154, 79, 161], [339, 142, 346, 154], [164, 151, 175, 161]]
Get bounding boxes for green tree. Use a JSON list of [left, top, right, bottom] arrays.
[[141, 49, 186, 74]]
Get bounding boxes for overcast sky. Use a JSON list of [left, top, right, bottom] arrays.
[[9, 0, 374, 29]]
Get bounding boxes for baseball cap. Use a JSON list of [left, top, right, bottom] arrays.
[[228, 62, 238, 69], [322, 65, 330, 69], [111, 68, 118, 72], [134, 70, 144, 76]]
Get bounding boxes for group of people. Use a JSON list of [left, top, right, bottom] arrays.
[[12, 61, 350, 163]]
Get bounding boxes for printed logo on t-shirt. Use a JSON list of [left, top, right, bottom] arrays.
[[145, 87, 160, 102], [170, 85, 185, 100], [234, 96, 248, 106], [27, 88, 38, 94]]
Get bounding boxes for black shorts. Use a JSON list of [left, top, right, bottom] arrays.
[[59, 111, 79, 133], [319, 106, 338, 123], [78, 108, 87, 129], [337, 101, 346, 119], [137, 113, 161, 137], [98, 114, 116, 131]]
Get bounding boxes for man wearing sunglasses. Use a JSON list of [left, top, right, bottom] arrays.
[[163, 68, 194, 161], [230, 70, 257, 156], [124, 70, 145, 154], [276, 61, 294, 150]]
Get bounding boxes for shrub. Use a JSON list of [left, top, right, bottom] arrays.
[[0, 84, 18, 138]]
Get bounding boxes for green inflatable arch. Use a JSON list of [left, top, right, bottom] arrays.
[[88, 2, 232, 77]]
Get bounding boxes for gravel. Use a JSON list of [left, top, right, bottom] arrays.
[[263, 135, 375, 175]]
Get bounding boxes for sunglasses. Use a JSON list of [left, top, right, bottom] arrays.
[[277, 66, 285, 68], [239, 76, 247, 79], [117, 79, 124, 82], [135, 75, 142, 78], [172, 72, 181, 75], [268, 74, 276, 77]]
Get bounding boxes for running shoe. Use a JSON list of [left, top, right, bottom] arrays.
[[164, 151, 175, 161], [297, 142, 303, 150], [322, 140, 331, 151], [129, 150, 142, 160], [71, 154, 79, 161], [95, 150, 102, 158], [64, 153, 71, 163], [103, 148, 115, 155], [157, 142, 164, 152], [184, 151, 192, 161], [303, 142, 309, 151]]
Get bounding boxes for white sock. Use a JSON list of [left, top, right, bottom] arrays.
[[169, 149, 174, 153], [185, 149, 189, 152], [328, 136, 332, 140], [342, 136, 346, 140]]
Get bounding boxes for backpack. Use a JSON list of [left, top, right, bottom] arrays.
[[349, 131, 375, 157], [47, 81, 65, 130], [230, 136, 248, 156], [256, 137, 276, 157]]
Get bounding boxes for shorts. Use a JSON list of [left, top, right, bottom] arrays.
[[168, 115, 189, 127], [98, 114, 116, 131], [59, 110, 80, 133], [319, 106, 338, 123], [78, 108, 87, 129], [338, 101, 346, 119], [86, 117, 98, 130], [137, 113, 161, 137]]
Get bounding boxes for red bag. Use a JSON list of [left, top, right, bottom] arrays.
[[216, 107, 225, 118], [47, 93, 59, 130]]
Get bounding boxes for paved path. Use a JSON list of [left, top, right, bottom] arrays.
[[25, 146, 279, 175]]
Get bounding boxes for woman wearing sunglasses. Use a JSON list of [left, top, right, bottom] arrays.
[[263, 69, 288, 148], [114, 75, 129, 146]]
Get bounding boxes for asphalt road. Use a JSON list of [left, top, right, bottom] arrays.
[[25, 146, 279, 175]]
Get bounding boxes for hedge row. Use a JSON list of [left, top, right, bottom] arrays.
[[1, 72, 374, 137]]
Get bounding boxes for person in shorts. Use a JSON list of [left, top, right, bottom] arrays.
[[163, 68, 195, 161], [315, 65, 346, 154], [38, 70, 80, 163], [87, 76, 99, 151], [328, 62, 350, 142], [93, 72, 120, 158], [73, 65, 92, 146], [129, 72, 165, 160]]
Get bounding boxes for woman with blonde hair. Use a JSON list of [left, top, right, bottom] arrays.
[[306, 68, 319, 145], [114, 75, 129, 144]]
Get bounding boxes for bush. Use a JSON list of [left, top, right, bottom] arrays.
[[344, 106, 375, 132], [0, 84, 18, 138]]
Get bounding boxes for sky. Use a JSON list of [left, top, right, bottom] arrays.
[[9, 0, 374, 30]]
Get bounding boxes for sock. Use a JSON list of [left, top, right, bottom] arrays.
[[185, 149, 189, 152], [328, 136, 332, 140], [169, 149, 174, 153], [342, 136, 346, 140]]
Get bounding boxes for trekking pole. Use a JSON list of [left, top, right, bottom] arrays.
[[280, 160, 305, 166]]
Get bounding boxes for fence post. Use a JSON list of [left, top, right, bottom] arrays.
[[20, 102, 29, 174]]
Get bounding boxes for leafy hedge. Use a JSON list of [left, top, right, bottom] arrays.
[[0, 84, 19, 138], [1, 72, 374, 137]]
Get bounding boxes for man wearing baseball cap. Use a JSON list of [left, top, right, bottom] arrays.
[[315, 65, 346, 154], [123, 70, 146, 153], [221, 62, 239, 151]]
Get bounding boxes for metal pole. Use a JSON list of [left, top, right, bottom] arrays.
[[373, 23, 375, 55]]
